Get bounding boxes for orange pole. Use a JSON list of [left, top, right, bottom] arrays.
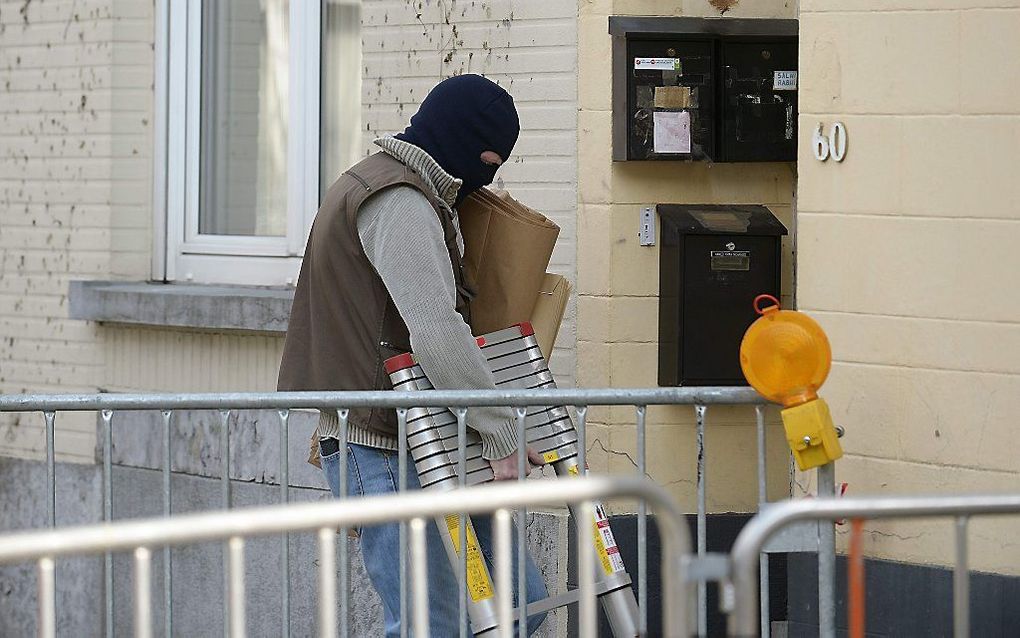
[[848, 518, 866, 638]]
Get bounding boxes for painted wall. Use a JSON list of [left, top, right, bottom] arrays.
[[0, 0, 153, 462], [576, 0, 799, 513], [797, 1, 1020, 574]]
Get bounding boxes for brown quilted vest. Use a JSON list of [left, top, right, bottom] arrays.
[[278, 152, 472, 437]]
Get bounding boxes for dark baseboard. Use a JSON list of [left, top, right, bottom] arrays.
[[786, 553, 1020, 637], [566, 513, 788, 637]]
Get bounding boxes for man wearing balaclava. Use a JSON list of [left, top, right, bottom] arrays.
[[279, 75, 548, 635]]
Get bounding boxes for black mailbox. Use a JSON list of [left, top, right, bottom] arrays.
[[610, 17, 798, 162], [657, 205, 787, 386]]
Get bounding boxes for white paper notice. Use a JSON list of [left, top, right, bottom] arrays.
[[653, 111, 691, 154]]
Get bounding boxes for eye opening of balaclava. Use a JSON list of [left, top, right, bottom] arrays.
[[395, 74, 520, 206]]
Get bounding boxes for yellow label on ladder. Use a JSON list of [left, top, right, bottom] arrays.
[[543, 450, 560, 463], [444, 514, 495, 602], [591, 503, 626, 576]]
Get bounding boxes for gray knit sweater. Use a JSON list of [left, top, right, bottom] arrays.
[[316, 138, 518, 460]]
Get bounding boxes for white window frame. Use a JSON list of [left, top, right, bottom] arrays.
[[154, 0, 323, 286]]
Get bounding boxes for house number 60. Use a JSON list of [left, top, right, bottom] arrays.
[[812, 122, 848, 162]]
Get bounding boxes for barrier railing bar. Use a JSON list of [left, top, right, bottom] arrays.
[[279, 409, 291, 638], [397, 407, 409, 638], [576, 500, 597, 636], [101, 408, 114, 638], [0, 477, 692, 635], [755, 404, 769, 638], [636, 404, 648, 635], [410, 517, 430, 638], [455, 406, 469, 638], [695, 404, 708, 637], [220, 409, 232, 638], [0, 387, 766, 412], [161, 409, 173, 638], [495, 507, 514, 638], [318, 527, 338, 638], [44, 411, 55, 528], [515, 405, 528, 638], [134, 547, 153, 638], [337, 408, 350, 638], [38, 556, 56, 638], [575, 406, 587, 479], [816, 462, 836, 638], [227, 536, 245, 638], [728, 494, 1020, 636], [954, 516, 969, 638]]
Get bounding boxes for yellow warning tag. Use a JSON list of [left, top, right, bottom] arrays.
[[592, 519, 614, 575], [591, 503, 626, 576], [543, 450, 560, 463], [567, 464, 580, 476], [444, 514, 495, 602]]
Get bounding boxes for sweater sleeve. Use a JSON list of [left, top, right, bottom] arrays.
[[357, 185, 520, 460]]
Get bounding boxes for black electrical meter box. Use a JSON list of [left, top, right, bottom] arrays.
[[609, 17, 798, 163], [657, 205, 787, 386]]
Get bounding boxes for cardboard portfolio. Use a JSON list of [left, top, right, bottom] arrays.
[[457, 188, 560, 336]]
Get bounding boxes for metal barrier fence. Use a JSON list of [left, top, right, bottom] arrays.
[[0, 475, 692, 638], [726, 493, 1020, 638], [0, 387, 771, 637]]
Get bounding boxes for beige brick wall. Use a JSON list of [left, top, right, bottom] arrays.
[[577, 0, 798, 513], [1, 1, 579, 460], [0, 0, 153, 462], [798, 2, 1020, 574]]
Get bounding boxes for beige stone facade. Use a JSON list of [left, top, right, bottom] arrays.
[[797, 1, 1020, 574]]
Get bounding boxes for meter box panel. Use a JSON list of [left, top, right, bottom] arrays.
[[627, 39, 716, 161], [720, 40, 799, 162], [610, 17, 798, 163], [657, 205, 787, 386]]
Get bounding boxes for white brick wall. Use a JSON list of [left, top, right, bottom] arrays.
[[1, 0, 578, 460], [0, 0, 154, 461]]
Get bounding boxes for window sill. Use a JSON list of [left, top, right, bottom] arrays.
[[68, 281, 294, 333]]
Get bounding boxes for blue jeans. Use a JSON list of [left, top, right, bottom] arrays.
[[321, 442, 549, 637]]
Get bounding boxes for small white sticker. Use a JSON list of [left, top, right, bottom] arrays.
[[653, 111, 691, 154], [774, 71, 798, 90], [634, 57, 681, 71]]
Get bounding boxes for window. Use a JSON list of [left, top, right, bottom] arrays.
[[157, 0, 361, 285]]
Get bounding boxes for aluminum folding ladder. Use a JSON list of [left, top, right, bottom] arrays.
[[386, 323, 642, 636]]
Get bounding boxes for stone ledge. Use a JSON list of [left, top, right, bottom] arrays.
[[68, 280, 294, 333]]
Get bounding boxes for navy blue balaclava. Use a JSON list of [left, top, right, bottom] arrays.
[[396, 74, 520, 206]]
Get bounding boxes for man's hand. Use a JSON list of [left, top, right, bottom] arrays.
[[489, 447, 546, 481]]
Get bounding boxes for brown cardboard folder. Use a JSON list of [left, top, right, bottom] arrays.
[[531, 273, 570, 360], [457, 188, 560, 336]]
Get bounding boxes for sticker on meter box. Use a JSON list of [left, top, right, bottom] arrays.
[[774, 70, 798, 90], [634, 57, 681, 72], [591, 503, 626, 575]]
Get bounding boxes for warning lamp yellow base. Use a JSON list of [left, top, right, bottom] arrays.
[[781, 398, 843, 471]]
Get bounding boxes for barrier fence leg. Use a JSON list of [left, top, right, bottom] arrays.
[[954, 517, 970, 638], [817, 462, 836, 638], [755, 405, 770, 638], [695, 405, 708, 638]]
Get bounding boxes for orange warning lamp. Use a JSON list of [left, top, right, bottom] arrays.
[[740, 295, 843, 470]]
